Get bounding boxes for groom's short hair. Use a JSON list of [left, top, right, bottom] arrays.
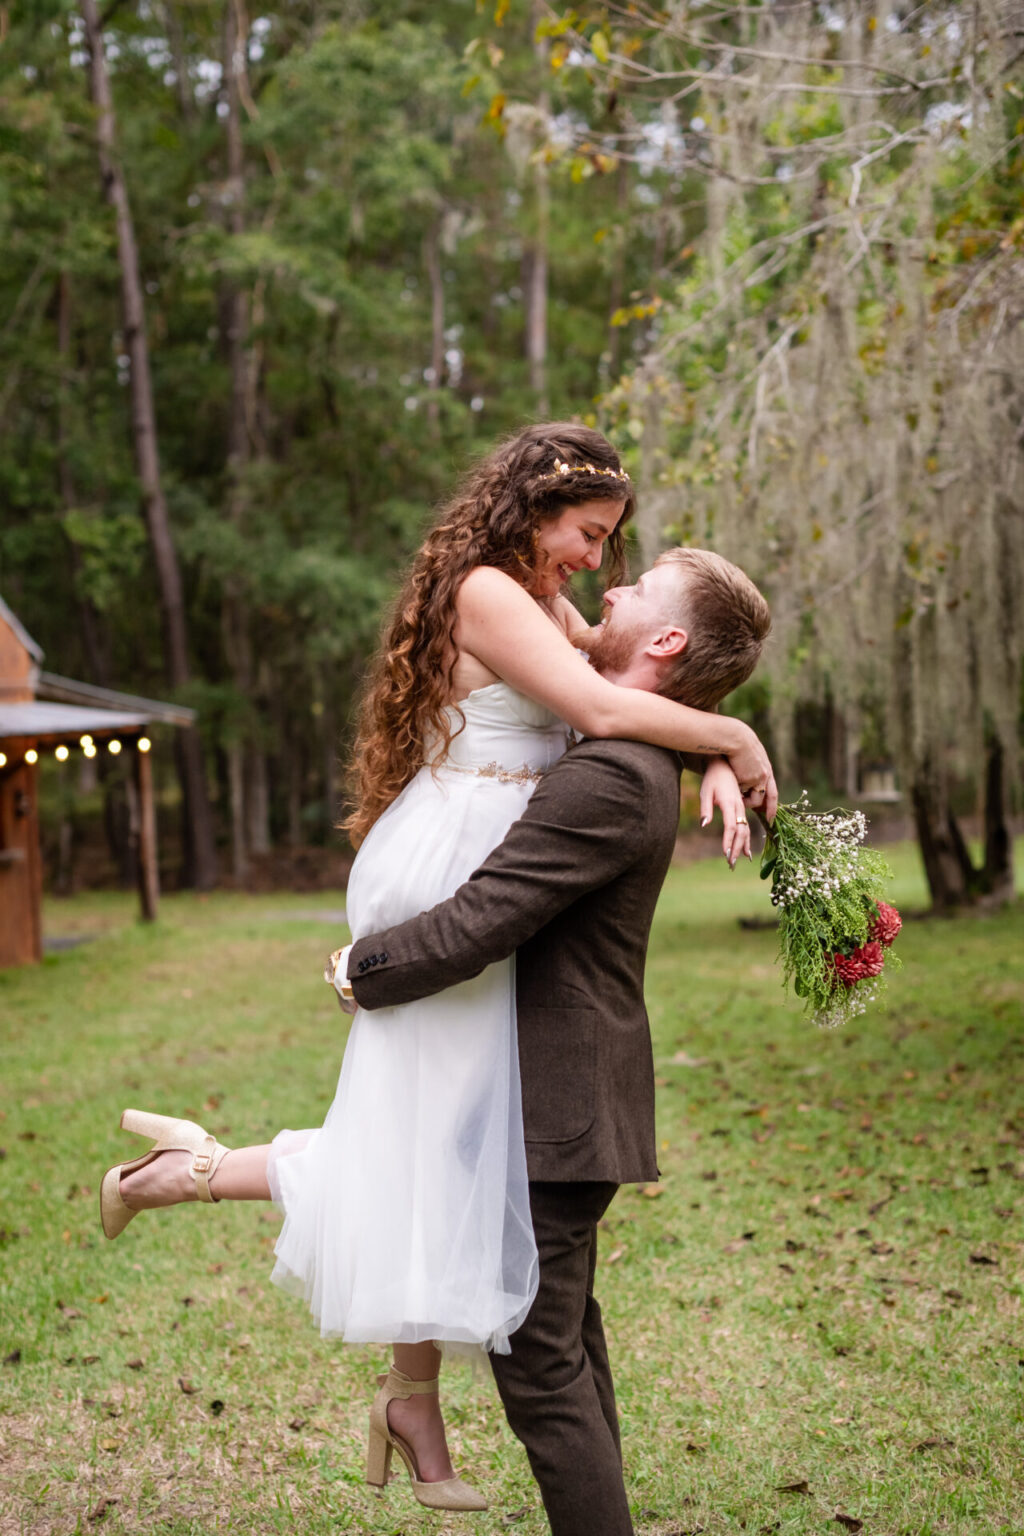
[[653, 548, 771, 711]]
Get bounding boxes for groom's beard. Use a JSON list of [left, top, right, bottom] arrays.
[[573, 616, 644, 676]]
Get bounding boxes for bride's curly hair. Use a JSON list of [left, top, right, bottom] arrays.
[[343, 422, 634, 845]]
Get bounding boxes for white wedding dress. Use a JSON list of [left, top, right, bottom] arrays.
[[266, 682, 570, 1355]]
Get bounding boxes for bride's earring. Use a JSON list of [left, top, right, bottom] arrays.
[[516, 526, 540, 574]]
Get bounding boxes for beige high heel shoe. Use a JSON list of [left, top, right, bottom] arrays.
[[366, 1365, 488, 1512], [100, 1109, 231, 1240]]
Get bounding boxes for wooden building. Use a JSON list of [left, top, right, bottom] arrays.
[[0, 596, 195, 968]]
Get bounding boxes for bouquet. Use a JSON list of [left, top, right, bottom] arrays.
[[760, 793, 902, 1029]]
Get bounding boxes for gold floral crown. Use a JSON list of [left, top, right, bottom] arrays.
[[536, 457, 631, 485]]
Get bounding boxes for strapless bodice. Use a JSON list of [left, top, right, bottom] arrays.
[[431, 681, 569, 776]]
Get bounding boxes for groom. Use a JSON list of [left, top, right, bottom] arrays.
[[335, 548, 773, 1535]]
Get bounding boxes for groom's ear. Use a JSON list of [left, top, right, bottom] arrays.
[[645, 625, 688, 660]]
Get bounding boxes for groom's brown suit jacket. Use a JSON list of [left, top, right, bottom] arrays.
[[347, 736, 683, 1184]]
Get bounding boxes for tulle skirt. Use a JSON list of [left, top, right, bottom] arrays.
[[266, 762, 542, 1354]]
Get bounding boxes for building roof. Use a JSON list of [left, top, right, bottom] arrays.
[[0, 702, 151, 743], [36, 671, 195, 726]]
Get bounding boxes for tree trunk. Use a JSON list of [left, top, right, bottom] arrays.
[[424, 216, 445, 434], [57, 271, 111, 687], [163, 1, 197, 129], [525, 3, 549, 412], [221, 0, 253, 888], [981, 731, 1014, 903], [81, 0, 217, 889], [909, 752, 976, 911], [605, 153, 631, 374]]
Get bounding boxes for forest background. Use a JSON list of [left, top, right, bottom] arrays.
[[1, 0, 1022, 911]]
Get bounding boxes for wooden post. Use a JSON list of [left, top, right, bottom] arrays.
[[135, 744, 159, 922]]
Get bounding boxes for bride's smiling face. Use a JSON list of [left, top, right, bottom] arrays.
[[527, 499, 627, 599]]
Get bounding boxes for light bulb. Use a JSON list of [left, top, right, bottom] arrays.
[[138, 736, 152, 753], [25, 749, 38, 764], [55, 745, 69, 762], [108, 739, 122, 755]]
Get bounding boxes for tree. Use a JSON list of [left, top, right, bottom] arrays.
[[80, 0, 217, 888], [534, 0, 1023, 910]]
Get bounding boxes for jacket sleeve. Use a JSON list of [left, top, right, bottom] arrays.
[[348, 742, 653, 1011]]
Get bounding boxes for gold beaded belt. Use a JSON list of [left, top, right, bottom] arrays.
[[442, 760, 544, 786]]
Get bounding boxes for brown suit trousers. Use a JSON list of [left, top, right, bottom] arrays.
[[350, 738, 683, 1535]]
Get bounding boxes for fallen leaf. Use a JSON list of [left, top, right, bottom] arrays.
[[288, 1416, 306, 1431], [100, 1439, 120, 1453], [3, 1349, 21, 1366], [88, 1497, 118, 1522], [82, 1354, 99, 1365], [209, 1399, 225, 1415], [178, 1378, 197, 1395], [640, 1184, 665, 1199], [784, 1238, 806, 1253], [776, 1479, 811, 1494], [670, 1052, 708, 1068], [870, 1241, 894, 1255], [501, 1511, 528, 1527], [969, 1253, 998, 1266], [834, 1516, 863, 1533], [125, 1359, 144, 1371], [912, 1437, 955, 1452], [607, 1247, 624, 1264]]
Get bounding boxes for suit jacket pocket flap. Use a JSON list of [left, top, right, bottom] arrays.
[[520, 1007, 597, 1144]]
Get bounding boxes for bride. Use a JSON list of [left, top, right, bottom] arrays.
[[100, 422, 774, 1511]]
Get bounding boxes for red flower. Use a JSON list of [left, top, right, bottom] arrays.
[[869, 900, 902, 948], [830, 940, 885, 987]]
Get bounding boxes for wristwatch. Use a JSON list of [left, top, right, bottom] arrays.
[[325, 943, 355, 1002]]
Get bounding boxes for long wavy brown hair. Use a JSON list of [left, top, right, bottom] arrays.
[[343, 422, 634, 845]]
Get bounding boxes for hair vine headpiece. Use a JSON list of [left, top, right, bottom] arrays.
[[536, 458, 631, 485]]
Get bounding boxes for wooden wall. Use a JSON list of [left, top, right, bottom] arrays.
[[0, 742, 42, 966], [0, 612, 36, 702]]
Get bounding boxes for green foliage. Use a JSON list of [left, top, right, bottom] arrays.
[[763, 800, 898, 1027]]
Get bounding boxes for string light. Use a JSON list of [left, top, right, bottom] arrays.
[[80, 734, 93, 748], [55, 745, 70, 762], [0, 752, 6, 768], [108, 739, 122, 755], [138, 737, 151, 753], [83, 742, 97, 759], [25, 749, 38, 764]]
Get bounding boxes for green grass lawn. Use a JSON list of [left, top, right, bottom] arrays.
[[2, 844, 1023, 1536]]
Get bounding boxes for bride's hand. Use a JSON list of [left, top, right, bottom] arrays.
[[699, 758, 751, 868], [723, 722, 778, 822]]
